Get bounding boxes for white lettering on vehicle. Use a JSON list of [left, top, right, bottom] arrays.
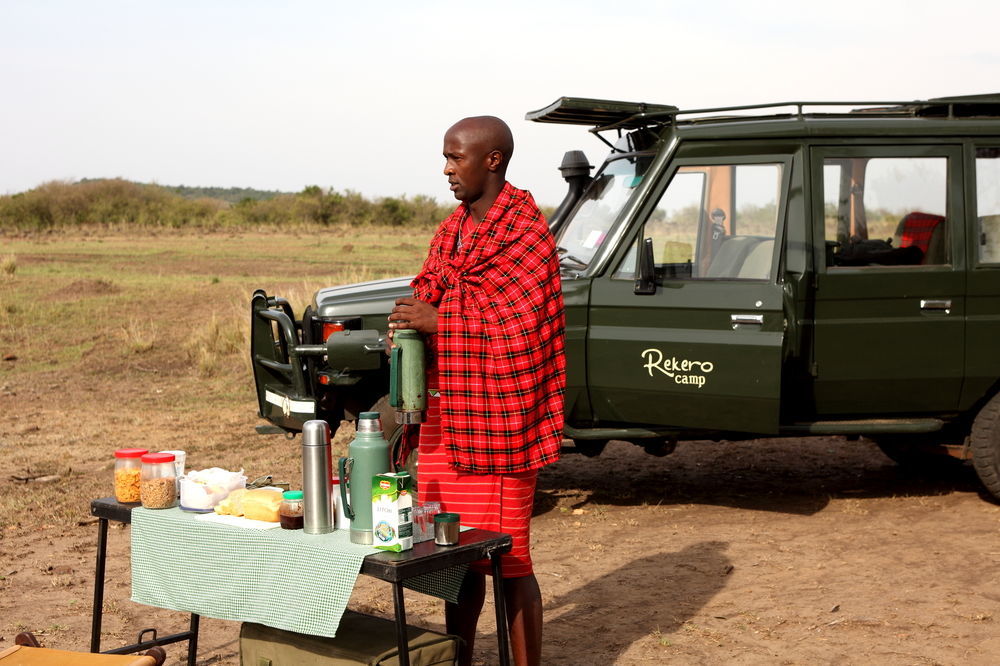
[[640, 348, 714, 389]]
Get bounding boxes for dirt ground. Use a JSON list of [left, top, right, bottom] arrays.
[[2, 234, 1000, 665]]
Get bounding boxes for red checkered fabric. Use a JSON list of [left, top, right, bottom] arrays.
[[898, 212, 944, 255], [410, 182, 566, 474]]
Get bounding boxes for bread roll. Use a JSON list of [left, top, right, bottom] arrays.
[[242, 488, 283, 522], [214, 488, 248, 516]]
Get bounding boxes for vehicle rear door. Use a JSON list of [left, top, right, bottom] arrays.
[[809, 144, 965, 415]]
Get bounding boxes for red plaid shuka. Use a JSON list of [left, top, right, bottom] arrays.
[[410, 182, 566, 474], [899, 212, 944, 256]]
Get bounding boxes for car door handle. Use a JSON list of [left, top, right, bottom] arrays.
[[920, 299, 952, 314], [730, 314, 764, 328]]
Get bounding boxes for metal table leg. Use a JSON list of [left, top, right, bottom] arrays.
[[392, 581, 410, 666], [187, 614, 200, 666], [90, 517, 109, 652], [491, 552, 511, 666], [89, 507, 200, 660]]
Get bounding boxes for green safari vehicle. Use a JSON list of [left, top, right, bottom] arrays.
[[250, 94, 1000, 499]]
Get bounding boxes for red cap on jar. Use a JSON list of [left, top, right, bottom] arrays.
[[140, 452, 175, 463], [114, 448, 148, 459]]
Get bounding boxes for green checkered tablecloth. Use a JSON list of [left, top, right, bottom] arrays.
[[130, 507, 465, 638]]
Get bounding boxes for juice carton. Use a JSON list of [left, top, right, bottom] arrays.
[[371, 472, 413, 552]]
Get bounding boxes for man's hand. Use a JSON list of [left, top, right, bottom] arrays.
[[388, 297, 438, 335]]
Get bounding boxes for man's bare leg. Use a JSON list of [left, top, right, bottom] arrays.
[[447, 571, 543, 666], [503, 574, 543, 666], [446, 571, 486, 666]]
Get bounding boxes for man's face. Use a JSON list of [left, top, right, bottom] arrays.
[[442, 127, 492, 204]]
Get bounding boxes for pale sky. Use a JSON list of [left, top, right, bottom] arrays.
[[2, 0, 998, 207]]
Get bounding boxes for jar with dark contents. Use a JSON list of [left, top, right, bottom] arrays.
[[279, 490, 304, 530]]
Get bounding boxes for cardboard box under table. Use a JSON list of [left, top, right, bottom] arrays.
[[89, 499, 513, 666]]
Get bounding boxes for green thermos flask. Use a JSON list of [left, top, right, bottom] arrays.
[[389, 329, 427, 424], [338, 412, 392, 545]]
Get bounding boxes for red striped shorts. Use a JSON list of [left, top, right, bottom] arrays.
[[418, 393, 537, 578]]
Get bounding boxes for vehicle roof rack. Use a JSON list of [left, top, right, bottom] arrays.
[[527, 94, 1000, 132]]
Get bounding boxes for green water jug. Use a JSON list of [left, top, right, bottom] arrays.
[[389, 328, 427, 424], [338, 411, 392, 545]]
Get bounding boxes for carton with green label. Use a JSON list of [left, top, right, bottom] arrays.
[[371, 472, 413, 552]]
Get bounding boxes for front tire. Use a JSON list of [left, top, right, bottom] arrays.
[[971, 394, 1000, 500]]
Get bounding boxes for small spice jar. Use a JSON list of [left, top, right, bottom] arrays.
[[279, 490, 305, 530], [434, 512, 460, 546], [113, 448, 147, 503], [140, 452, 177, 509]]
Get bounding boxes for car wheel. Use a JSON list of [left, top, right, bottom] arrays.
[[368, 395, 418, 491], [971, 394, 1000, 500]]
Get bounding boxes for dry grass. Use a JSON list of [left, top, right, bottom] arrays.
[[0, 254, 15, 277], [120, 317, 156, 354], [0, 229, 431, 530], [185, 309, 248, 376]]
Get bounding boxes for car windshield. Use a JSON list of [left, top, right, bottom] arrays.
[[556, 153, 653, 270]]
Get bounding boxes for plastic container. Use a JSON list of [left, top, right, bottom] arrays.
[[160, 449, 186, 481], [178, 468, 247, 512], [140, 452, 177, 509], [113, 448, 147, 503], [279, 490, 304, 530], [413, 501, 440, 543], [434, 512, 460, 546]]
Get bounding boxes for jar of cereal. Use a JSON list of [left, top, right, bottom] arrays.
[[113, 448, 147, 503], [140, 452, 177, 509]]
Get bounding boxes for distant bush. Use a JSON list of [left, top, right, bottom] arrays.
[[0, 179, 454, 232]]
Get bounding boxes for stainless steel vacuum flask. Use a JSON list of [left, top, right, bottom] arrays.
[[302, 419, 334, 534]]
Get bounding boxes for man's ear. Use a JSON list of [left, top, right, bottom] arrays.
[[486, 149, 504, 173]]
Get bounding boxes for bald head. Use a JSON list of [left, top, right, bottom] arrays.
[[442, 116, 514, 208], [446, 116, 514, 175]]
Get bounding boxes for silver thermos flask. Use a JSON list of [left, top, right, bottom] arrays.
[[302, 420, 334, 534]]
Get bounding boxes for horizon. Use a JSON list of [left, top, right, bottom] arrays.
[[3, 1, 999, 207]]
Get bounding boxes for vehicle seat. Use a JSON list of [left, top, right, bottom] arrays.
[[705, 236, 761, 278], [737, 240, 775, 279], [893, 212, 946, 264]]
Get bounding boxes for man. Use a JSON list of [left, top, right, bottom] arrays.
[[387, 116, 565, 666]]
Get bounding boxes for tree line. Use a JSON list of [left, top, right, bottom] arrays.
[[0, 179, 456, 232]]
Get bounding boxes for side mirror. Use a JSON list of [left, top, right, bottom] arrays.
[[634, 237, 656, 295]]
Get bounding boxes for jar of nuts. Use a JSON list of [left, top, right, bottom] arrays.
[[113, 448, 147, 503], [140, 452, 177, 509]]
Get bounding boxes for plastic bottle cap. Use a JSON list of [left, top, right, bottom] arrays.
[[434, 512, 460, 523], [359, 411, 380, 419], [283, 490, 304, 500], [114, 448, 149, 459], [140, 452, 175, 464]]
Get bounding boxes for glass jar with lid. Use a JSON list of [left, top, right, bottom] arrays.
[[140, 452, 177, 509], [113, 448, 147, 503], [279, 490, 304, 530]]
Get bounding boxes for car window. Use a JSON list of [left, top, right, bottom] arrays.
[[822, 156, 948, 267], [976, 147, 1000, 264], [615, 163, 783, 281]]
